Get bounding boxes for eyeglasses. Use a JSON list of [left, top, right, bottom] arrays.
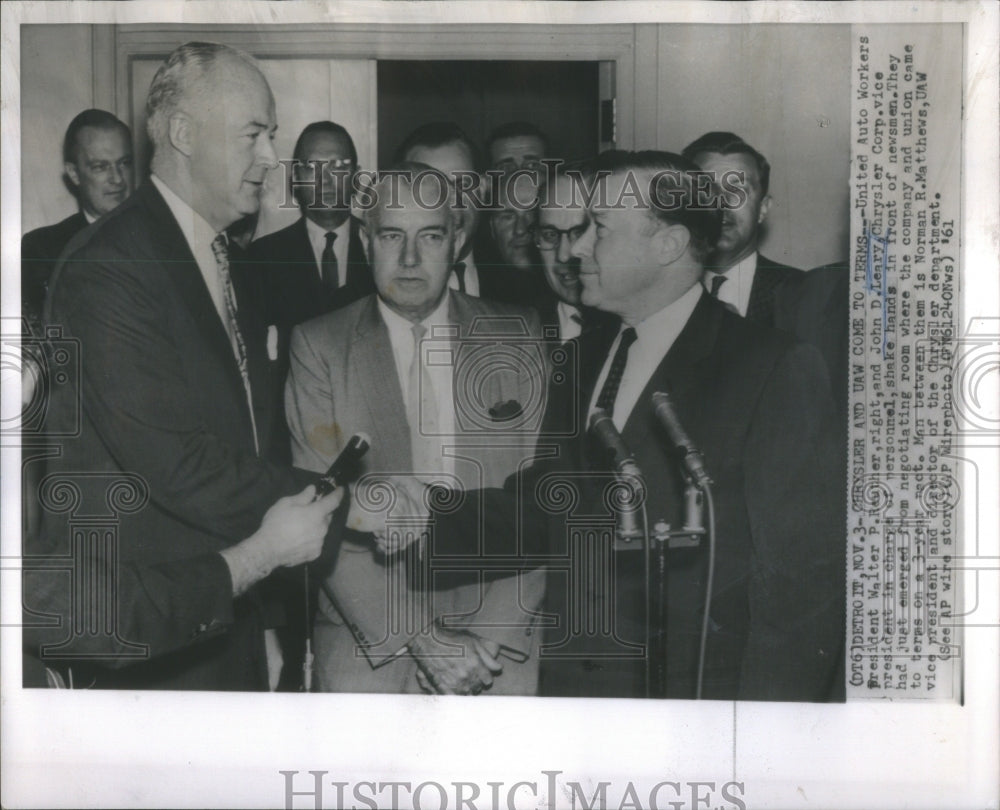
[[533, 223, 588, 249]]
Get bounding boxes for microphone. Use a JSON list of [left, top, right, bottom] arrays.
[[588, 410, 645, 541], [651, 392, 711, 488], [314, 432, 371, 498]]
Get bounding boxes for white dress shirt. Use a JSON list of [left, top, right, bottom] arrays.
[[588, 283, 703, 431], [557, 301, 584, 342], [448, 250, 480, 297], [377, 293, 457, 475], [304, 215, 351, 286], [703, 251, 758, 317]]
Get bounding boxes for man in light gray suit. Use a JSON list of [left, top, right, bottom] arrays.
[[285, 163, 547, 695]]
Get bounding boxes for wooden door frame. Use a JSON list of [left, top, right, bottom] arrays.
[[107, 23, 645, 150]]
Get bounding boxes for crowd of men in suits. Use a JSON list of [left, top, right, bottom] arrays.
[[21, 40, 847, 701]]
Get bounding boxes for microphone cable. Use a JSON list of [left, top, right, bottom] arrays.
[[695, 483, 716, 700]]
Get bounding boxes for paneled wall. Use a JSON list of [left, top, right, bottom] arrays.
[[651, 24, 852, 269], [20, 22, 850, 267], [20, 26, 102, 233]]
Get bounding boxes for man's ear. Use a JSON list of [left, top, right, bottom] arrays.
[[757, 193, 772, 225], [453, 221, 468, 257], [653, 222, 691, 265], [64, 162, 81, 189], [359, 225, 371, 263], [168, 112, 195, 158]]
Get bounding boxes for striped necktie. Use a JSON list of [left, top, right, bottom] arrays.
[[211, 234, 259, 455]]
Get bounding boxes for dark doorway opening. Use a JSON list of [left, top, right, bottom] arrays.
[[377, 60, 601, 166]]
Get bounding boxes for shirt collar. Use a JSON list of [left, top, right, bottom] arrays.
[[703, 250, 758, 287], [630, 282, 703, 345], [304, 214, 350, 243], [377, 288, 452, 339]]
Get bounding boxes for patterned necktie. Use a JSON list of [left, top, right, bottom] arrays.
[[709, 274, 727, 299], [595, 327, 637, 413], [407, 323, 441, 474], [211, 234, 259, 455], [453, 261, 467, 294], [321, 231, 339, 292]]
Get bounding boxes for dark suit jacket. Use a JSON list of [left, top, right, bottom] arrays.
[[241, 215, 374, 464], [431, 292, 846, 702], [532, 291, 619, 343], [786, 263, 850, 422], [24, 182, 316, 690], [472, 239, 553, 306], [745, 253, 804, 327], [21, 212, 88, 331], [244, 215, 373, 329], [750, 254, 849, 422]]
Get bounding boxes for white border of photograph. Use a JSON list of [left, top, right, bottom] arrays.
[[2, 3, 997, 809]]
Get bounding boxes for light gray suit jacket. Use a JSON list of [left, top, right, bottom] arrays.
[[286, 290, 548, 694]]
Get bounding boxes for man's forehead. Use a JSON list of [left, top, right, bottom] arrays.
[[540, 200, 586, 227], [492, 135, 544, 159], [498, 175, 539, 210], [694, 150, 761, 185], [373, 184, 452, 228], [302, 131, 352, 160], [76, 126, 131, 158], [407, 142, 474, 175]]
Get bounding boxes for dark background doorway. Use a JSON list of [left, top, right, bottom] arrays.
[[377, 60, 600, 166]]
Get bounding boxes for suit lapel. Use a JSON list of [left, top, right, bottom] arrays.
[[572, 314, 620, 468], [448, 291, 528, 422], [352, 297, 411, 467], [141, 183, 258, 448], [346, 219, 373, 291], [622, 293, 718, 443], [289, 217, 327, 308], [746, 259, 784, 326]]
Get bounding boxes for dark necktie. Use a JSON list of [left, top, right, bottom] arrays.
[[210, 234, 259, 455], [709, 274, 727, 298], [453, 261, 467, 293], [595, 327, 637, 413], [321, 231, 339, 292]]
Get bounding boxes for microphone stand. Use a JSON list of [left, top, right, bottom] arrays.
[[649, 391, 715, 700], [647, 484, 715, 701]]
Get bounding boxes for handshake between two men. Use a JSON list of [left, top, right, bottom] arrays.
[[343, 476, 509, 696]]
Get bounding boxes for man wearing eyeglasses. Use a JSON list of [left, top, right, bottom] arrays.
[[245, 121, 373, 332], [532, 169, 616, 343]]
